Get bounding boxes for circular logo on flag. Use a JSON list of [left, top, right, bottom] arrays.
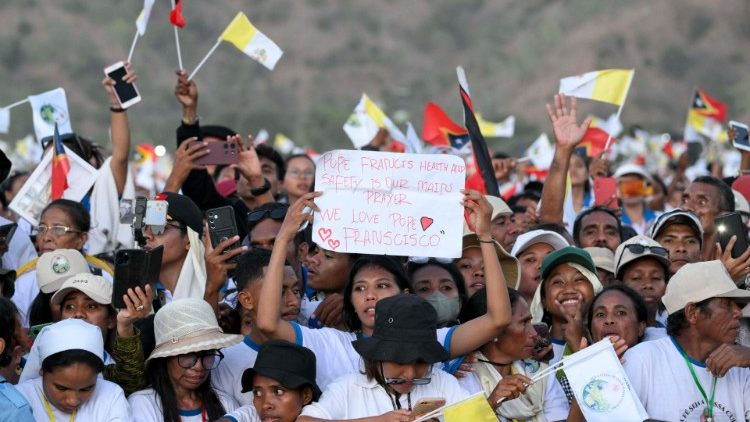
[[51, 256, 70, 274], [39, 103, 68, 126], [581, 374, 625, 412]]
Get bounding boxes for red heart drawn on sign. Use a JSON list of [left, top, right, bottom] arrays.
[[420, 217, 434, 231], [318, 228, 332, 242], [327, 239, 341, 250]]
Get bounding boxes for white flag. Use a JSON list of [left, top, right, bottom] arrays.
[[404, 122, 423, 154], [563, 339, 648, 422], [135, 0, 156, 35], [343, 94, 405, 149], [27, 88, 73, 142], [590, 113, 623, 138], [525, 133, 554, 170], [254, 129, 269, 145], [478, 114, 515, 138], [0, 108, 9, 133]]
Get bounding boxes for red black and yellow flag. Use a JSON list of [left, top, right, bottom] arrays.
[[51, 123, 70, 200]]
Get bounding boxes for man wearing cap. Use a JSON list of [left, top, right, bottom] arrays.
[[487, 195, 522, 253], [648, 209, 703, 275], [218, 340, 320, 422], [682, 175, 736, 260], [614, 164, 657, 235], [623, 260, 750, 421], [583, 247, 615, 286]]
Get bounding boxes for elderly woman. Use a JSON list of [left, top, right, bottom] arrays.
[[128, 297, 243, 421], [15, 318, 131, 420]]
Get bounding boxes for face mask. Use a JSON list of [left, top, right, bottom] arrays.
[[424, 292, 460, 326]]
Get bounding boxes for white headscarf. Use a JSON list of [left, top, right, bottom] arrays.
[[20, 319, 104, 383], [172, 227, 207, 300], [530, 262, 603, 324]]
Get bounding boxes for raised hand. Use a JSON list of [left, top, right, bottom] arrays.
[[102, 62, 136, 108], [116, 285, 153, 337], [462, 189, 492, 239], [175, 69, 198, 111], [545, 94, 592, 150], [279, 191, 321, 243], [231, 134, 262, 180], [488, 373, 532, 405]]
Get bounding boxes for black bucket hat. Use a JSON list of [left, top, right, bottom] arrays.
[[156, 192, 204, 235], [240, 340, 322, 400], [351, 294, 449, 364]]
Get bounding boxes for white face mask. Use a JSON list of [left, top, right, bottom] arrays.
[[424, 292, 461, 326]]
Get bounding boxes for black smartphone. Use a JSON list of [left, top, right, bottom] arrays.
[[716, 212, 749, 259], [207, 206, 241, 262], [0, 223, 17, 244], [112, 246, 163, 309], [103, 61, 141, 108], [533, 322, 551, 349]]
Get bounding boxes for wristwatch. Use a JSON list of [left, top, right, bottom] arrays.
[[249, 178, 271, 196]]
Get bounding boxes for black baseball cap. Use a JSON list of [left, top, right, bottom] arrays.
[[156, 192, 204, 235], [240, 340, 321, 400]]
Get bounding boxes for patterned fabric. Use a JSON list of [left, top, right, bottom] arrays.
[[103, 328, 147, 396]]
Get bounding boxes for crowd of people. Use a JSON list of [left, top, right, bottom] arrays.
[[0, 61, 749, 422]]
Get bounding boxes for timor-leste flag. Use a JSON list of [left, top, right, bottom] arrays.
[[51, 123, 70, 200], [457, 67, 499, 196], [421, 102, 469, 149], [687, 88, 728, 141]]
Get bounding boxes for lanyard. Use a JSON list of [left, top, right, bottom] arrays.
[[42, 394, 76, 422], [676, 342, 717, 420]]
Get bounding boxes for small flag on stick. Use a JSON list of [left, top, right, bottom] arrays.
[[219, 11, 283, 70], [559, 69, 634, 106], [51, 124, 70, 200]]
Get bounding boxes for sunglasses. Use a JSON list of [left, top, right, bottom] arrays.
[[615, 243, 669, 273], [408, 256, 454, 265], [176, 350, 224, 370], [144, 222, 185, 236], [247, 206, 288, 223]]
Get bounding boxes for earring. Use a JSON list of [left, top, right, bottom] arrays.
[[493, 337, 498, 343]]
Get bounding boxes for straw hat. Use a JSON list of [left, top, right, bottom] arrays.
[[147, 298, 242, 361]]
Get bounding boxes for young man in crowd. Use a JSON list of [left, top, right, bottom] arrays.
[[648, 209, 703, 275], [623, 260, 750, 420]]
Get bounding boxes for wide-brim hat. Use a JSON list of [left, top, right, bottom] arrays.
[[240, 340, 322, 400], [462, 228, 520, 289], [352, 294, 449, 364], [147, 297, 242, 362], [663, 260, 750, 315]]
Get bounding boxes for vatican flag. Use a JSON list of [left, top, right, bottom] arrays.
[[219, 12, 283, 70], [559, 69, 634, 106]]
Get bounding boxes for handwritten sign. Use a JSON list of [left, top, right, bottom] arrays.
[[312, 150, 466, 258]]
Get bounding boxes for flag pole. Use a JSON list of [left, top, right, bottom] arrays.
[[188, 40, 221, 81], [2, 98, 30, 110], [171, 0, 184, 70], [602, 69, 634, 153], [127, 31, 139, 63]]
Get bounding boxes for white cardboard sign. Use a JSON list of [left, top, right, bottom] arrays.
[[312, 149, 466, 258]]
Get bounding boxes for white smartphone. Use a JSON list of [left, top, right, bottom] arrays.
[[730, 120, 750, 152], [103, 61, 141, 109]]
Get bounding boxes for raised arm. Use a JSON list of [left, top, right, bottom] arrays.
[[102, 62, 136, 195], [446, 190, 512, 357], [538, 94, 592, 224], [256, 191, 320, 342]]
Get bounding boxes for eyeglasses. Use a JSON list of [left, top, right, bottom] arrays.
[[407, 256, 454, 265], [287, 169, 315, 179], [247, 206, 288, 223], [615, 243, 669, 273], [176, 350, 224, 370], [35, 224, 82, 236], [144, 222, 185, 236], [381, 363, 432, 386]]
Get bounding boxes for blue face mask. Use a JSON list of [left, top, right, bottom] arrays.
[[424, 292, 460, 326]]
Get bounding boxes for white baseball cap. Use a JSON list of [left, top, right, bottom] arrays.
[[51, 273, 112, 306], [510, 230, 569, 257], [584, 246, 615, 274], [662, 260, 750, 315], [36, 249, 91, 294]]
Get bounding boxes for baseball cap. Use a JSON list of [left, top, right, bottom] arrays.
[[613, 235, 670, 280], [540, 247, 597, 280], [613, 163, 652, 183], [485, 195, 512, 220], [36, 249, 90, 294], [584, 247, 615, 274], [50, 273, 112, 306], [156, 192, 204, 235], [510, 230, 569, 257], [662, 260, 750, 315], [647, 209, 703, 245]]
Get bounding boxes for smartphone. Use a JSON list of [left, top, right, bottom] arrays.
[[0, 223, 17, 244], [29, 322, 53, 340], [533, 322, 551, 349], [103, 61, 141, 109], [412, 398, 446, 417], [716, 212, 749, 259], [730, 120, 750, 152], [593, 177, 618, 208], [112, 246, 163, 309], [144, 200, 168, 226], [192, 139, 240, 166], [207, 206, 241, 262]]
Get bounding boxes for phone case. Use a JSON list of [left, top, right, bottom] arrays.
[[716, 212, 748, 259], [0, 223, 17, 243], [112, 246, 163, 309], [594, 177, 618, 207], [207, 206, 241, 261], [194, 139, 240, 165], [412, 398, 446, 417]]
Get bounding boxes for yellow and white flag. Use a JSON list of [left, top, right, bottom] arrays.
[[477, 114, 515, 138], [687, 110, 727, 142], [342, 93, 405, 149], [559, 69, 634, 106], [0, 108, 9, 134], [274, 133, 295, 155], [219, 12, 283, 70], [135, 0, 156, 35], [525, 133, 554, 170]]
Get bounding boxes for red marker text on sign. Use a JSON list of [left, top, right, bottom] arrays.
[[321, 153, 350, 174]]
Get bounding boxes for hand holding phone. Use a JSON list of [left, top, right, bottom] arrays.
[[207, 206, 241, 262], [112, 246, 163, 309], [412, 398, 446, 417], [593, 177, 618, 208], [716, 212, 749, 259], [191, 138, 240, 166], [103, 61, 141, 109], [730, 120, 750, 153]]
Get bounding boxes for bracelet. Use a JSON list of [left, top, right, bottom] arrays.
[[249, 177, 271, 196], [110, 106, 125, 113], [478, 237, 495, 243]]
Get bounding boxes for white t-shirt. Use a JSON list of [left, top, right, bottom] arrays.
[[223, 405, 261, 422], [128, 387, 238, 422], [641, 326, 667, 342], [550, 338, 566, 365], [212, 337, 261, 406], [623, 336, 750, 421], [292, 322, 457, 390], [299, 370, 468, 419], [16, 376, 130, 421], [459, 362, 569, 421]]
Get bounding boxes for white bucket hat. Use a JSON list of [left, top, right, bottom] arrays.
[[147, 298, 242, 362]]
